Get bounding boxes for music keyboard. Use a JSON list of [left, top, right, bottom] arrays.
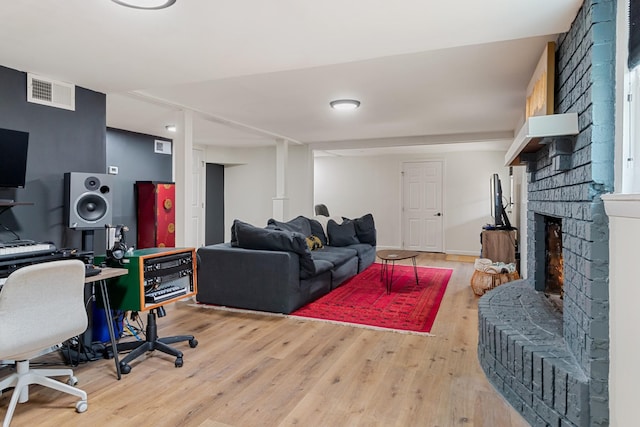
[[0, 242, 63, 286], [0, 241, 57, 261], [144, 285, 187, 304]]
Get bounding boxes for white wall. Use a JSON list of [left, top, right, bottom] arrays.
[[203, 143, 509, 254], [609, 4, 640, 423], [287, 144, 315, 218], [315, 155, 401, 248], [602, 195, 640, 427], [223, 147, 276, 230], [205, 144, 314, 241], [314, 150, 510, 254], [514, 165, 528, 279]]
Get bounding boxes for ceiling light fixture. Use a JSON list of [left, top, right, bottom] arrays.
[[165, 124, 176, 132], [330, 99, 361, 111], [111, 0, 177, 10]]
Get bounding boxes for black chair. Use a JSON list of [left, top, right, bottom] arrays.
[[116, 306, 198, 374], [314, 204, 329, 216]]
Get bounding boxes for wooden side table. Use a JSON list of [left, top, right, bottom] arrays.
[[376, 250, 420, 294], [481, 229, 517, 263]]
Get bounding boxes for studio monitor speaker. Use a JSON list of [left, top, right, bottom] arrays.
[[64, 172, 113, 229]]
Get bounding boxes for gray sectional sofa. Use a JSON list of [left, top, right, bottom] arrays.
[[196, 214, 376, 314]]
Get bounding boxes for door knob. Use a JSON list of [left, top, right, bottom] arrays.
[[435, 212, 442, 216]]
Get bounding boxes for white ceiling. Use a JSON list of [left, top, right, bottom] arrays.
[[0, 0, 583, 154]]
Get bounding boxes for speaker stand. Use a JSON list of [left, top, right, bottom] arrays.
[[82, 230, 94, 252]]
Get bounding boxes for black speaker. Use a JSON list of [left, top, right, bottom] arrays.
[[64, 172, 113, 229]]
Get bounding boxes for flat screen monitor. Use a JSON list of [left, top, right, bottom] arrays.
[[0, 128, 29, 188], [490, 173, 512, 229]]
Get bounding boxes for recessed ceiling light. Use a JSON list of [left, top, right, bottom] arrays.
[[112, 0, 177, 10], [165, 124, 176, 132], [330, 99, 361, 111]]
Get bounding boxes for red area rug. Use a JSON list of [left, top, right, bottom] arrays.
[[291, 263, 452, 334]]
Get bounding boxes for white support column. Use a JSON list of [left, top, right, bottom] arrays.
[[173, 110, 194, 247], [272, 138, 289, 220]]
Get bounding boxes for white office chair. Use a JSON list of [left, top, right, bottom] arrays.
[[0, 260, 88, 426]]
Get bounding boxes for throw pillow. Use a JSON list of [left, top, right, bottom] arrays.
[[313, 215, 343, 241], [305, 235, 324, 250], [343, 213, 376, 246], [267, 215, 312, 237], [230, 221, 238, 246], [327, 219, 359, 247], [232, 219, 316, 278], [308, 218, 328, 245]]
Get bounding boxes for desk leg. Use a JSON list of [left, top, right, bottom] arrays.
[[98, 280, 121, 380]]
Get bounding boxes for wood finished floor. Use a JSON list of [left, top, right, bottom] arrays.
[[1, 253, 529, 427]]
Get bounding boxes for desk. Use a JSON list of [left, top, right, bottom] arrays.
[[85, 267, 128, 380]]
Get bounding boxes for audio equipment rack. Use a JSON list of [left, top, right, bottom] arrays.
[[96, 247, 197, 312]]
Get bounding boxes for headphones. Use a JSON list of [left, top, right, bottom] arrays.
[[107, 225, 129, 261]]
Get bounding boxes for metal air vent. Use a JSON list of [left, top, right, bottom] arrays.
[[154, 140, 172, 155], [27, 73, 75, 111]]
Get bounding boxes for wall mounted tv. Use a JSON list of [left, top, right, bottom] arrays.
[[0, 128, 29, 188], [490, 173, 513, 229]]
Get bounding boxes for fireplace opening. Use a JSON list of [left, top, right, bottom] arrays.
[[545, 216, 563, 311]]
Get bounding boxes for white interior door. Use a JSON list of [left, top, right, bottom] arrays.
[[191, 147, 205, 248], [402, 161, 444, 252]]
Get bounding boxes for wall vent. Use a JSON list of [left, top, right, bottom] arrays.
[[154, 140, 172, 155], [27, 73, 75, 111]]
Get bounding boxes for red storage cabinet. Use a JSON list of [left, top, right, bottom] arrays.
[[136, 181, 176, 249]]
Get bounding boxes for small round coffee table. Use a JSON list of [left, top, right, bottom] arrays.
[[376, 250, 420, 294]]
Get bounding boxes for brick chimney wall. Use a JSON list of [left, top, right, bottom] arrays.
[[477, 1, 615, 425]]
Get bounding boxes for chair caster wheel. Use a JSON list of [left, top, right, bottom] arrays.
[[175, 357, 183, 368], [68, 376, 78, 386], [120, 363, 132, 375], [76, 400, 88, 413], [189, 339, 198, 348]]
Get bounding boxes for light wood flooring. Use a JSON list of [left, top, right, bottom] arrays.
[[1, 253, 529, 427]]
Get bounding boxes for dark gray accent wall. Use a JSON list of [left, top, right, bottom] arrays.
[[0, 65, 106, 250], [105, 128, 172, 250], [205, 163, 224, 245]]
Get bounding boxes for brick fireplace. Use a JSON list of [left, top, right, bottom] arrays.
[[477, 2, 614, 426], [541, 214, 564, 299]]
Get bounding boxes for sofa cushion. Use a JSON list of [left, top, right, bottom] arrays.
[[343, 213, 377, 246], [311, 246, 357, 267], [233, 219, 316, 279], [267, 215, 312, 237], [327, 219, 359, 246], [312, 259, 333, 275], [330, 256, 359, 289], [308, 218, 328, 246], [343, 243, 377, 272]]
